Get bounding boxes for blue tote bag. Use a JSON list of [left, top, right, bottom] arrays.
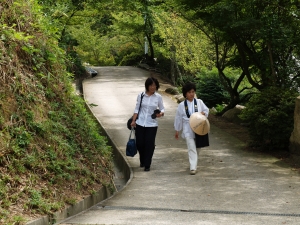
[[126, 128, 137, 157]]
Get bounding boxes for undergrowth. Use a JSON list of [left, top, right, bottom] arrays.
[[0, 1, 114, 224]]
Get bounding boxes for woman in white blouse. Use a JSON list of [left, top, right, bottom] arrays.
[[174, 82, 209, 175], [130, 77, 165, 171]]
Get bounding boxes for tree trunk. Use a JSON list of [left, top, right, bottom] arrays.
[[146, 33, 154, 60], [170, 45, 176, 85], [267, 41, 276, 85]]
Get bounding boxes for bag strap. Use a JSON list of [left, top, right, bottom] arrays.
[[137, 92, 145, 118], [129, 128, 135, 140], [184, 98, 198, 118]]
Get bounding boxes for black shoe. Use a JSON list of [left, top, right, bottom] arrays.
[[140, 163, 145, 167], [144, 167, 150, 171]]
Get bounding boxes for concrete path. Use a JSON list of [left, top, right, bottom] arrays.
[[60, 66, 300, 225]]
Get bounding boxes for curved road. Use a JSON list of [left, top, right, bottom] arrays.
[[60, 66, 300, 225]]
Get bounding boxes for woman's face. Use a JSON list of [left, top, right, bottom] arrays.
[[148, 83, 157, 94], [186, 89, 195, 101]]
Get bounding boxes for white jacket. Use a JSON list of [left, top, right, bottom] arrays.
[[174, 98, 209, 139], [135, 91, 165, 127]]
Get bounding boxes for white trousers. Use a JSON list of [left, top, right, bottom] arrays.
[[186, 137, 199, 170]]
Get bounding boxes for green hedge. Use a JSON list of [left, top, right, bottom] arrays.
[[239, 87, 298, 152], [196, 68, 229, 108]]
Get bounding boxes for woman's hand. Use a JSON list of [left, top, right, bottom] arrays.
[[131, 114, 138, 127], [156, 112, 164, 118], [130, 120, 136, 128]]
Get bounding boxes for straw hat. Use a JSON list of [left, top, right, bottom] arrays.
[[189, 112, 210, 135]]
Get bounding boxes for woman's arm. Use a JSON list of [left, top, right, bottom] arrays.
[[130, 113, 138, 127], [156, 95, 165, 118], [174, 104, 183, 139], [198, 99, 209, 117]]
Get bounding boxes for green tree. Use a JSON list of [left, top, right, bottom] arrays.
[[172, 0, 300, 90], [154, 10, 214, 84], [166, 0, 255, 111], [68, 23, 116, 65], [109, 0, 159, 62]]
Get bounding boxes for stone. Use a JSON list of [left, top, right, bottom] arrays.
[[174, 94, 185, 103], [222, 105, 245, 124], [165, 87, 180, 95], [236, 104, 245, 110], [210, 107, 217, 113]]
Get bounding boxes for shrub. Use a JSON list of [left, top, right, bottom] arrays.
[[239, 87, 298, 152], [155, 53, 171, 74], [196, 68, 230, 108], [215, 104, 226, 114], [118, 52, 144, 66]]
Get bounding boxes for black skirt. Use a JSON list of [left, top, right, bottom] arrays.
[[195, 133, 209, 148]]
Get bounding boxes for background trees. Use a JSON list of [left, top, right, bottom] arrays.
[[41, 0, 300, 151], [169, 0, 300, 151], [173, 0, 300, 88]]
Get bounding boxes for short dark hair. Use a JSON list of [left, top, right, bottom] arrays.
[[182, 82, 196, 98], [145, 77, 160, 91]]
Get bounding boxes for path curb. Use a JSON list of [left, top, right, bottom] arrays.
[[26, 79, 133, 225]]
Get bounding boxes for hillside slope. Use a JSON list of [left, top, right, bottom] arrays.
[[0, 1, 114, 224]]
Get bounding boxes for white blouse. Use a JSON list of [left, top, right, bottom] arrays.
[[174, 99, 209, 139], [135, 91, 165, 127]]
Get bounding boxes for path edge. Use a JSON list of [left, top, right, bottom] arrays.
[[26, 79, 133, 225]]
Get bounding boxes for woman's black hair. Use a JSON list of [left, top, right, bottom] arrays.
[[145, 77, 160, 91], [182, 82, 196, 98]]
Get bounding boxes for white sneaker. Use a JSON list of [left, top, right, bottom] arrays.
[[190, 170, 196, 175]]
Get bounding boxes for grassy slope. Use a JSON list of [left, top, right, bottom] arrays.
[[0, 1, 114, 224]]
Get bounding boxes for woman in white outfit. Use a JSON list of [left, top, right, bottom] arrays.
[[174, 82, 209, 175]]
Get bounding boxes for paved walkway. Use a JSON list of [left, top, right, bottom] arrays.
[[61, 66, 300, 225]]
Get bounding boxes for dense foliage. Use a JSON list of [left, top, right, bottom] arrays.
[[172, 0, 300, 89], [22, 0, 300, 153], [167, 0, 300, 151], [0, 1, 114, 224], [196, 68, 230, 108], [240, 87, 298, 151]]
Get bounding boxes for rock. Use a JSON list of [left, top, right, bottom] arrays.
[[174, 94, 185, 103], [210, 107, 217, 113], [236, 104, 245, 110], [165, 87, 180, 95], [222, 105, 245, 124]]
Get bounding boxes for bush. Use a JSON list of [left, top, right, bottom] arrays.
[[239, 87, 298, 152], [215, 104, 226, 114], [196, 68, 230, 108], [98, 55, 116, 66], [153, 54, 171, 78], [118, 52, 144, 66]]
